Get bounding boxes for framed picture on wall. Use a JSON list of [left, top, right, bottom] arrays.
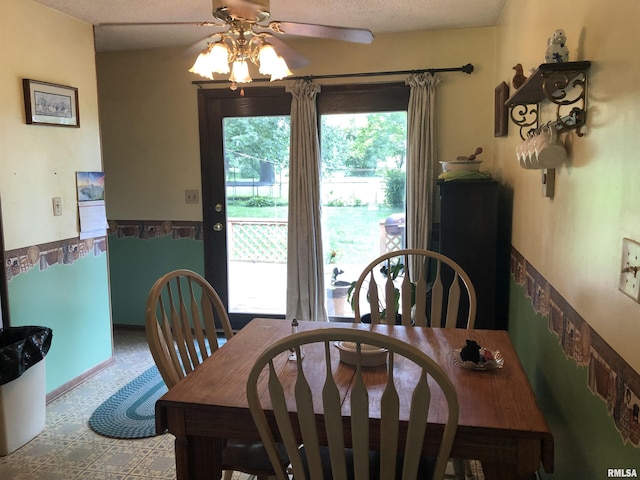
[[494, 81, 509, 137], [23, 79, 80, 127]]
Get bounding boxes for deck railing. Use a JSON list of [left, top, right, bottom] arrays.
[[228, 218, 404, 264], [228, 218, 288, 263]]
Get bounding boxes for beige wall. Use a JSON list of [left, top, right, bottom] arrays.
[[97, 27, 496, 221], [0, 0, 103, 250], [493, 0, 640, 370]]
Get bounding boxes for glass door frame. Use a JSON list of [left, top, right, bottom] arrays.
[[197, 87, 291, 329], [197, 83, 410, 329]]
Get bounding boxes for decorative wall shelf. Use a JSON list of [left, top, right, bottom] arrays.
[[506, 61, 591, 140]]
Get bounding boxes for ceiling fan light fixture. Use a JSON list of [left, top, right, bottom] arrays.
[[208, 42, 232, 74], [189, 46, 216, 80], [268, 56, 293, 81], [229, 60, 252, 84], [189, 31, 292, 86], [257, 43, 279, 75], [127, 0, 373, 89]]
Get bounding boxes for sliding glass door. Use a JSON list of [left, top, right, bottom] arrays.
[[318, 84, 410, 319], [198, 83, 409, 327], [320, 111, 407, 318]]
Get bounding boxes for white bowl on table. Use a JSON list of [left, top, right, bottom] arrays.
[[335, 341, 388, 367]]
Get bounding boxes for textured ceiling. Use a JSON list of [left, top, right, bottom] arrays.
[[34, 0, 506, 52]]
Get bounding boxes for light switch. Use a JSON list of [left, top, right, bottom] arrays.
[[185, 190, 199, 204], [52, 197, 62, 216]]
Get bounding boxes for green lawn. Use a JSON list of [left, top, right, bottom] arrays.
[[227, 205, 402, 265]]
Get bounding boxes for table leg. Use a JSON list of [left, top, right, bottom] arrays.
[[481, 438, 542, 480], [481, 462, 537, 480], [174, 435, 226, 480]]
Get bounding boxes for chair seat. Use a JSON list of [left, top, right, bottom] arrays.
[[221, 439, 288, 475]]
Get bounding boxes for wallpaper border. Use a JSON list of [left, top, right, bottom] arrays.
[[5, 236, 107, 282], [511, 246, 640, 447], [107, 220, 203, 240]]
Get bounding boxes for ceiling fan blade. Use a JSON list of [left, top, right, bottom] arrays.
[[265, 21, 374, 44], [266, 35, 310, 70], [98, 21, 222, 28]]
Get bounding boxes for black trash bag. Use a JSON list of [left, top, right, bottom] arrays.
[[0, 326, 53, 386]]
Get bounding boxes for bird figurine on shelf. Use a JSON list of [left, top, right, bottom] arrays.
[[512, 63, 528, 89]]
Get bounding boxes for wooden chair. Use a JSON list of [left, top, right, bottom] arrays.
[[353, 249, 476, 479], [145, 269, 283, 480], [247, 328, 459, 480], [353, 248, 477, 329]]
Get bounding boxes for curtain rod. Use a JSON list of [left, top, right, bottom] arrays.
[[192, 63, 474, 87]]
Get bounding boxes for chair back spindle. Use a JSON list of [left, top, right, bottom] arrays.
[[145, 269, 233, 388], [354, 249, 476, 329]]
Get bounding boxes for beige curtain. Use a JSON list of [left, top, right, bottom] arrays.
[[285, 79, 327, 322], [406, 72, 441, 251]]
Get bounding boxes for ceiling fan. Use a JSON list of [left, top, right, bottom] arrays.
[[99, 0, 374, 88]]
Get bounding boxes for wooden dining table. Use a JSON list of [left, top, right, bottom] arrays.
[[155, 318, 554, 480]]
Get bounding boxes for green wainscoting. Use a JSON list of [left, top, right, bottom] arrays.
[[509, 279, 639, 479], [108, 234, 204, 326], [7, 253, 112, 393]]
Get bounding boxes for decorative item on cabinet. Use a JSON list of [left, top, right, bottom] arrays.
[[440, 147, 484, 174]]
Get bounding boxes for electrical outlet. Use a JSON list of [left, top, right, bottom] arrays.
[[619, 238, 640, 302], [185, 189, 199, 204], [52, 197, 62, 216]]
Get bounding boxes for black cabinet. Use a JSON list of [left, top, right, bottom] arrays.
[[437, 180, 499, 330]]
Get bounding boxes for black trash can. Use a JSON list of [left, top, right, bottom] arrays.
[[0, 326, 52, 455]]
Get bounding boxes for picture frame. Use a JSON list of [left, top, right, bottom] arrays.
[[23, 79, 80, 127], [494, 81, 509, 137]]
